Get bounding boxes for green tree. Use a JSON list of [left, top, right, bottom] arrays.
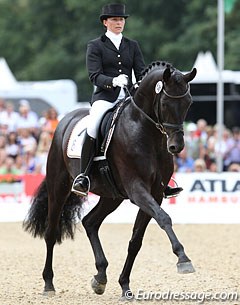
[[0, 0, 239, 102]]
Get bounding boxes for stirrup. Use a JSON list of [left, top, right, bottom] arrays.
[[71, 174, 90, 196], [164, 178, 183, 199]]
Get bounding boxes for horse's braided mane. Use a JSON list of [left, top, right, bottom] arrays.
[[140, 60, 175, 80]]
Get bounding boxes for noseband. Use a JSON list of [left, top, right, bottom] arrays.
[[126, 83, 190, 135]]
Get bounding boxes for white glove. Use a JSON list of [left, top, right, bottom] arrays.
[[112, 74, 128, 88]]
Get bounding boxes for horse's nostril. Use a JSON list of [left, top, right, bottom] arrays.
[[169, 144, 183, 154], [169, 145, 177, 153]]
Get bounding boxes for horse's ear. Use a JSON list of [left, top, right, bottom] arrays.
[[163, 68, 171, 82], [184, 68, 197, 83]]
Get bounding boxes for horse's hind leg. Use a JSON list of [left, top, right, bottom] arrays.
[[42, 172, 71, 295], [119, 209, 151, 300], [82, 197, 123, 295]]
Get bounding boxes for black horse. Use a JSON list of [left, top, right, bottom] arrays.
[[23, 61, 197, 299]]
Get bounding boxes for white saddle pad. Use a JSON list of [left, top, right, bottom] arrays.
[[67, 115, 89, 158]]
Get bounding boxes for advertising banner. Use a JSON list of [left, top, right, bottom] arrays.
[[0, 173, 239, 223], [163, 172, 240, 224], [0, 174, 44, 222]]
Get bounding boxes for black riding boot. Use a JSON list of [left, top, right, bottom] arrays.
[[71, 133, 96, 196], [164, 185, 183, 198]]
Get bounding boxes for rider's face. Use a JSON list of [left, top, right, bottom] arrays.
[[103, 17, 126, 34]]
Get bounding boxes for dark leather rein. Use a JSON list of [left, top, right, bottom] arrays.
[[125, 83, 190, 135]]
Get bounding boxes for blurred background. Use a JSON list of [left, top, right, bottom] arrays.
[[0, 0, 239, 126], [0, 1, 239, 219], [0, 6, 239, 300]]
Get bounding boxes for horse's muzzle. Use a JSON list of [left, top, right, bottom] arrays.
[[167, 133, 185, 154]]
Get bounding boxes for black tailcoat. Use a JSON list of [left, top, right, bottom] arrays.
[[86, 34, 145, 104]]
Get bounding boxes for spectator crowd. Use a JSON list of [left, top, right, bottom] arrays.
[[0, 98, 59, 176], [175, 119, 240, 173], [0, 97, 239, 177]]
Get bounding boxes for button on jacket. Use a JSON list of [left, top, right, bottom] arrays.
[[86, 34, 145, 104]]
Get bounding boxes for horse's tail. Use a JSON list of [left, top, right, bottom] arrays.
[[23, 178, 85, 243]]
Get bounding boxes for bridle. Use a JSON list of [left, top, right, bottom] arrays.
[[162, 85, 190, 99], [125, 83, 190, 135]]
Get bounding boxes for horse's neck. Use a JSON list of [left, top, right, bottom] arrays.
[[135, 69, 164, 106], [133, 85, 154, 115], [133, 76, 162, 121]]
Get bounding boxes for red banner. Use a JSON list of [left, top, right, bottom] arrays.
[[0, 174, 45, 197]]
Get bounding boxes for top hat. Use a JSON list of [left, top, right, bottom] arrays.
[[100, 3, 129, 22]]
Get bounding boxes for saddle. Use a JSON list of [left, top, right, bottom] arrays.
[[67, 98, 130, 198], [67, 99, 129, 159], [96, 98, 130, 198], [98, 98, 130, 156]]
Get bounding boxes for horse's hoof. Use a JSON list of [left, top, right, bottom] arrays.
[[42, 290, 56, 297], [91, 277, 106, 295], [120, 290, 135, 302], [177, 261, 195, 274]]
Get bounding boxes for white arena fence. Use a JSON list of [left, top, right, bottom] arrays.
[[0, 172, 239, 224]]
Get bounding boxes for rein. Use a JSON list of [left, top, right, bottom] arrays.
[[125, 87, 167, 134], [125, 84, 189, 134]]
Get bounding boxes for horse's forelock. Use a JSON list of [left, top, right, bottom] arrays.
[[173, 71, 185, 84]]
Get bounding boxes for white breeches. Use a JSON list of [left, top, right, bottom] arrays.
[[86, 99, 120, 138]]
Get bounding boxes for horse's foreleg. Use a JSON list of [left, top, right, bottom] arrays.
[[163, 220, 195, 273], [131, 190, 195, 274], [82, 197, 123, 295], [155, 208, 195, 273], [119, 209, 151, 300]]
